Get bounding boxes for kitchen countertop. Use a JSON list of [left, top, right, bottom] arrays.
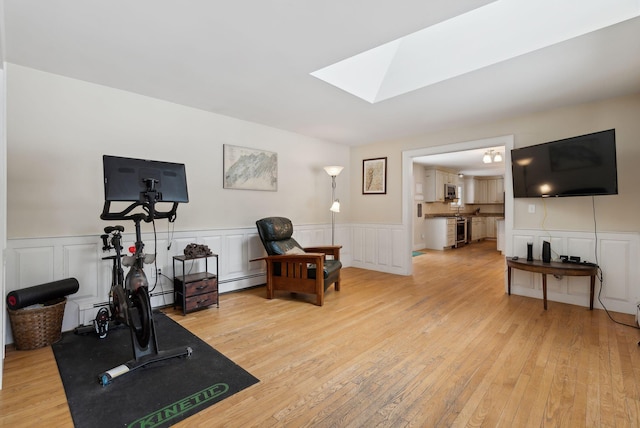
[[425, 213, 504, 219]]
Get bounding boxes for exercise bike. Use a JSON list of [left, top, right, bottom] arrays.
[[96, 177, 192, 386]]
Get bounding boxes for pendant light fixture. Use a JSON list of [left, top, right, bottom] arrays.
[[482, 150, 503, 163]]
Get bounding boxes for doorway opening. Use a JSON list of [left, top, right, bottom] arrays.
[[402, 135, 514, 275]]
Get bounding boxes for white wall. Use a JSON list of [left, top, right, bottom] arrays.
[[5, 63, 640, 350], [349, 94, 640, 234], [7, 64, 351, 239], [4, 64, 353, 345], [349, 94, 640, 314]]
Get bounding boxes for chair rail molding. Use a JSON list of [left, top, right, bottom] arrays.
[[4, 222, 352, 345], [8, 223, 635, 346]]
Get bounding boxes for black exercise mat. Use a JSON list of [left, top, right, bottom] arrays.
[[52, 312, 258, 427]]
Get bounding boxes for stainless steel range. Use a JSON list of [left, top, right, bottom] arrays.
[[455, 217, 467, 247]]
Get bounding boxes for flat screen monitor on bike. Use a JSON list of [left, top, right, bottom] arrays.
[[103, 155, 189, 203]]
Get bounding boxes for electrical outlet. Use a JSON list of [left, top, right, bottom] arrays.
[[528, 204, 536, 214], [156, 268, 162, 276]]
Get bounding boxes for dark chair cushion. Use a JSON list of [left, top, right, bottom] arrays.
[[256, 217, 305, 256], [308, 260, 342, 279]]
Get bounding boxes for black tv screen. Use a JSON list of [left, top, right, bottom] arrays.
[[103, 155, 189, 203], [511, 129, 618, 198]]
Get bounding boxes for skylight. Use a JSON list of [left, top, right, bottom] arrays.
[[311, 0, 640, 103]]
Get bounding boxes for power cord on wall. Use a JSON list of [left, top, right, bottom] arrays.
[[167, 219, 175, 251], [541, 198, 561, 259]]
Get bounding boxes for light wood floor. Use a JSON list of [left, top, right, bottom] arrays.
[[2, 240, 640, 427]]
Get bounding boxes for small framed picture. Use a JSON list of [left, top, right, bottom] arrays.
[[362, 157, 387, 194]]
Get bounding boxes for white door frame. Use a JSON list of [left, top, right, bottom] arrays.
[[401, 135, 515, 275]]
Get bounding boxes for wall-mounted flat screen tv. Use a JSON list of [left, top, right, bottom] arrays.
[[511, 129, 618, 198], [103, 155, 189, 203]]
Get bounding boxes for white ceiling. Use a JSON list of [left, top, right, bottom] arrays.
[[312, 0, 640, 103], [3, 1, 640, 146]]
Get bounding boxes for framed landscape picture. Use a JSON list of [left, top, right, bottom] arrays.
[[223, 144, 278, 191], [362, 157, 387, 194]]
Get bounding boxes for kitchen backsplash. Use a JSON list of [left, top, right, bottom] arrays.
[[423, 201, 504, 215]]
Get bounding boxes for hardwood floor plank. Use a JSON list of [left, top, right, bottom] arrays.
[[2, 240, 640, 427], [569, 314, 591, 427]]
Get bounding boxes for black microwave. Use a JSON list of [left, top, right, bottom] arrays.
[[445, 184, 457, 200]]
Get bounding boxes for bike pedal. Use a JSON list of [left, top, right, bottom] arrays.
[[93, 308, 110, 339]]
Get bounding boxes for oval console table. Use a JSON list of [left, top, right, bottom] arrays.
[[506, 258, 598, 310]]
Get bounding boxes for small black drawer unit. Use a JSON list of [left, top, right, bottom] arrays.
[[173, 253, 219, 315]]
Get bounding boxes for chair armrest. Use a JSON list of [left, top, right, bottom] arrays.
[[250, 253, 325, 263], [262, 253, 324, 262], [260, 254, 326, 280], [303, 245, 341, 260]]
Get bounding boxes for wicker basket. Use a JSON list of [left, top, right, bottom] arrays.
[[8, 297, 66, 350]]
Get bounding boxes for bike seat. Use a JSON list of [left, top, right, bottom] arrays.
[[104, 225, 125, 234]]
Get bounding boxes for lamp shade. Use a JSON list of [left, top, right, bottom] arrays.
[[324, 166, 344, 176], [493, 152, 503, 162], [330, 200, 340, 212], [482, 152, 492, 163]]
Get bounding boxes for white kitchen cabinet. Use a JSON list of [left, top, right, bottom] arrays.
[[424, 168, 458, 202], [424, 169, 436, 202], [435, 170, 445, 201], [496, 218, 505, 253], [464, 177, 475, 205], [424, 218, 456, 250], [446, 220, 456, 247], [496, 178, 504, 202], [474, 179, 488, 203], [486, 178, 504, 203], [445, 172, 459, 186], [470, 217, 485, 241], [485, 217, 497, 238], [467, 177, 503, 203]]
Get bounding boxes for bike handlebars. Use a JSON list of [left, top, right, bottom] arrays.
[[100, 200, 179, 223]]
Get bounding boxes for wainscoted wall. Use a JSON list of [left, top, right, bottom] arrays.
[[6, 224, 638, 345], [350, 223, 408, 275], [4, 222, 354, 344], [509, 229, 640, 314]]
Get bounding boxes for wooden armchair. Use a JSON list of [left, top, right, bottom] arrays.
[[255, 217, 342, 306]]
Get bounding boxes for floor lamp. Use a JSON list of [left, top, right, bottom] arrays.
[[324, 166, 343, 245]]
